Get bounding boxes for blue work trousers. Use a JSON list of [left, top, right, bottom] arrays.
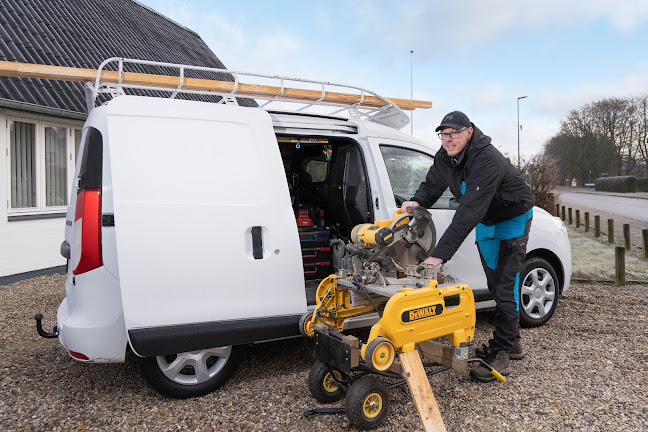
[[475, 209, 533, 352]]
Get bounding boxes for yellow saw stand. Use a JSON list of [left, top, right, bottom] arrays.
[[302, 211, 506, 431]]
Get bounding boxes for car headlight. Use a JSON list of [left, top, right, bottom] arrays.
[[552, 216, 568, 236]]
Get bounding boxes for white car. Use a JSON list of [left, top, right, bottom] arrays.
[[38, 61, 571, 399]]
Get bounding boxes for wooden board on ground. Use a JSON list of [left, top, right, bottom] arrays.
[[0, 60, 433, 111], [400, 349, 447, 432]]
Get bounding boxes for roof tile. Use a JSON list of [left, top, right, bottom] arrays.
[[0, 0, 256, 114]]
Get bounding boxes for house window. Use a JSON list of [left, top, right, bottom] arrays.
[[45, 126, 68, 207], [9, 121, 37, 208], [7, 117, 84, 216]]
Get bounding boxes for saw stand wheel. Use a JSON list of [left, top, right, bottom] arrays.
[[308, 361, 347, 403], [345, 376, 390, 430], [364, 337, 396, 373], [299, 311, 315, 338]]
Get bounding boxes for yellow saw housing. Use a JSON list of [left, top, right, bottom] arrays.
[[360, 280, 475, 361]]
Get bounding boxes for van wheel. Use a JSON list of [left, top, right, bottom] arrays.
[[138, 345, 243, 399], [519, 257, 559, 328]]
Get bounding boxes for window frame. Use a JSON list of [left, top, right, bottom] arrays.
[[6, 114, 84, 216]]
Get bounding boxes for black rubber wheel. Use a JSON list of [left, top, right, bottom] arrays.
[[299, 311, 315, 338], [308, 361, 346, 403], [364, 337, 395, 373], [137, 345, 243, 399], [519, 257, 560, 328], [345, 376, 390, 430]]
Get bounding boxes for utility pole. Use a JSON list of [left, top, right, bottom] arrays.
[[517, 95, 527, 166]]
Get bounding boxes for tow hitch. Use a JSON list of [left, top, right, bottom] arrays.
[[34, 314, 59, 338]]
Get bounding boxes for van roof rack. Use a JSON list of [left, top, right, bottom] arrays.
[[0, 58, 433, 130]]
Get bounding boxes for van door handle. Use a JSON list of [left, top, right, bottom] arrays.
[[251, 226, 263, 259]]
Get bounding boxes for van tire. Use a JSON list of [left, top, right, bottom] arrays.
[[137, 345, 243, 399], [518, 257, 559, 328]]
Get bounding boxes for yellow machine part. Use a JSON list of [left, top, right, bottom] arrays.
[[351, 223, 394, 247], [304, 275, 387, 336], [360, 281, 476, 360], [351, 210, 415, 247]]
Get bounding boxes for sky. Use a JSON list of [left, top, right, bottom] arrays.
[[137, 0, 648, 159]]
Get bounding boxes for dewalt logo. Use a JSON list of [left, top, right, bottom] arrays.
[[401, 304, 443, 323], [393, 216, 412, 229]]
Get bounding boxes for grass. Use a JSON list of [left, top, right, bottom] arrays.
[[567, 223, 648, 282]]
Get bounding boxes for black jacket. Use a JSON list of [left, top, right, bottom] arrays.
[[411, 124, 535, 261]]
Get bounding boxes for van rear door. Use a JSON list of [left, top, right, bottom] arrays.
[[105, 96, 306, 357]]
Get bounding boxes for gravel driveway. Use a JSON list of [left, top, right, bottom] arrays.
[[1, 274, 647, 431]]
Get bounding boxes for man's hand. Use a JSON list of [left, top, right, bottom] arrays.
[[400, 200, 420, 214], [423, 256, 444, 266]]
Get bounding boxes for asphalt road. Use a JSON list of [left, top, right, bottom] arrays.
[[557, 190, 648, 222]]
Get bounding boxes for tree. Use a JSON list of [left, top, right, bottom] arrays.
[[517, 150, 560, 214]]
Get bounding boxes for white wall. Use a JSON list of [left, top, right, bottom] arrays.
[[0, 109, 81, 277]]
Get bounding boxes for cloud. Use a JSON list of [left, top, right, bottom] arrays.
[[347, 0, 648, 55]]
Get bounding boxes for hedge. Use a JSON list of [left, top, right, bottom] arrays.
[[594, 176, 637, 192], [638, 177, 648, 192]]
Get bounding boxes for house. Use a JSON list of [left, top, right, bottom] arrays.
[[0, 0, 254, 283]]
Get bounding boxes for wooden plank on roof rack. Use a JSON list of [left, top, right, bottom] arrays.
[[0, 61, 433, 111]]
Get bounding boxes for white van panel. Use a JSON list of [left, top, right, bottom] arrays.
[[105, 97, 306, 330]]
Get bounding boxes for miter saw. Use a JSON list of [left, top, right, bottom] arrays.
[[299, 206, 474, 349]]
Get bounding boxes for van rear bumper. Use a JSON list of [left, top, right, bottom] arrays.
[[128, 314, 303, 357], [56, 267, 128, 362]]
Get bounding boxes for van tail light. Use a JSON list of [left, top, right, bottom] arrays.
[[69, 351, 89, 360], [73, 188, 103, 275]]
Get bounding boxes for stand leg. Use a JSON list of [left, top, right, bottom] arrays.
[[399, 350, 447, 432]]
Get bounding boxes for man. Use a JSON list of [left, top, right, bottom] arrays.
[[401, 111, 535, 382]]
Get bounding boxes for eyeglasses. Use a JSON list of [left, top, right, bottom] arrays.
[[438, 128, 467, 140]]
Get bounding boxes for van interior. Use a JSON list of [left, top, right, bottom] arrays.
[[278, 136, 374, 304]]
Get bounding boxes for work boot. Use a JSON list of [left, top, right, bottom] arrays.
[[475, 339, 525, 360], [470, 350, 511, 383]]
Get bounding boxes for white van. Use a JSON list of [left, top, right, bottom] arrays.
[[37, 59, 572, 399]]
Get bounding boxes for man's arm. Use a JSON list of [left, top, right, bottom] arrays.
[[431, 152, 504, 261]]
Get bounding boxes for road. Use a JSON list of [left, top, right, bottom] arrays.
[[557, 190, 648, 222]]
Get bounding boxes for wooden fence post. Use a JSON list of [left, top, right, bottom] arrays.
[[623, 224, 631, 250], [584, 212, 590, 232], [595, 215, 601, 237], [556, 204, 560, 217], [561, 206, 565, 221], [576, 210, 580, 228], [568, 208, 573, 225], [615, 246, 626, 286], [608, 219, 614, 244], [642, 229, 648, 259]]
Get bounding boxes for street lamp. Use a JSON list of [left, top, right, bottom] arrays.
[[517, 96, 527, 166], [410, 50, 414, 135]]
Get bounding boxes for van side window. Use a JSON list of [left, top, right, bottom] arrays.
[[379, 145, 457, 209], [379, 145, 433, 206]]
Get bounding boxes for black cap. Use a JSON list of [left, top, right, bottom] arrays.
[[435, 111, 471, 132]]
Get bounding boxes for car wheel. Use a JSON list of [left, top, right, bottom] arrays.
[[138, 345, 243, 399], [518, 257, 559, 328]]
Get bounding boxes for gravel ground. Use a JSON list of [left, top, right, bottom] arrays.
[[1, 274, 647, 431]]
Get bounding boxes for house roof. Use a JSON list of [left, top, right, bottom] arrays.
[[0, 0, 256, 115]]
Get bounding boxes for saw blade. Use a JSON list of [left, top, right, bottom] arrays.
[[388, 216, 436, 268]]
